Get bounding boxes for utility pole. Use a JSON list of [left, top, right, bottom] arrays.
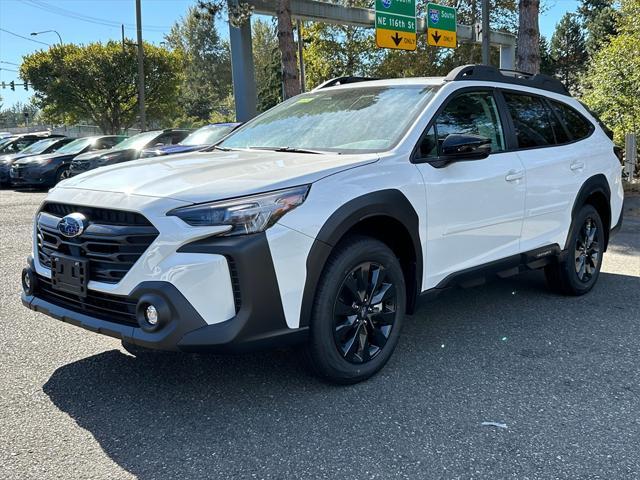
[[135, 0, 146, 131], [121, 24, 126, 53], [481, 0, 490, 65]]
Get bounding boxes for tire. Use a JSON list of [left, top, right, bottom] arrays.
[[55, 166, 72, 184], [545, 204, 604, 296], [305, 235, 406, 384]]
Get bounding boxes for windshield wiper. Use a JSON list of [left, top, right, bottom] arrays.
[[211, 145, 232, 151], [249, 146, 325, 154]]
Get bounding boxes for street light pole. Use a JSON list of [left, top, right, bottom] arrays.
[[30, 30, 63, 45], [135, 0, 146, 131]]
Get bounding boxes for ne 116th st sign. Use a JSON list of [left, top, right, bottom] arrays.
[[427, 2, 457, 49], [375, 0, 417, 51]]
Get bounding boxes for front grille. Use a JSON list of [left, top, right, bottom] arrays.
[[37, 202, 158, 284], [35, 274, 138, 326]]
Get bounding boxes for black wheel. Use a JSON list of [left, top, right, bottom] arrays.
[[305, 236, 406, 384], [55, 167, 72, 184], [545, 204, 604, 296]]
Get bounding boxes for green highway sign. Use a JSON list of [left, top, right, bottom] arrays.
[[427, 2, 457, 49], [375, 0, 417, 51]]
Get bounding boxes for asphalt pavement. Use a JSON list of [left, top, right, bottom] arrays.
[[1, 188, 639, 480]]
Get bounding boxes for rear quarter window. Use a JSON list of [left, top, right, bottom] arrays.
[[503, 93, 567, 148], [550, 101, 594, 141]]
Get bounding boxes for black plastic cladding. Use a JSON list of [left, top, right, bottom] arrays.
[[299, 189, 423, 327]]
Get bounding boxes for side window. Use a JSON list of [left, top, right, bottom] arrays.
[[503, 93, 567, 148], [171, 131, 187, 144], [153, 133, 173, 146], [433, 91, 506, 155], [550, 101, 594, 141], [97, 138, 118, 149]]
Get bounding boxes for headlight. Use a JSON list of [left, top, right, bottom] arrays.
[[167, 185, 310, 236]]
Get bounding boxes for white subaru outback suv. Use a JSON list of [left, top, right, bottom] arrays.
[[21, 65, 624, 384]]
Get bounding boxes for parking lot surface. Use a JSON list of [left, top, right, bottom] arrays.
[[1, 188, 639, 480]]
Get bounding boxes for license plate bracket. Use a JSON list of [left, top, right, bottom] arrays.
[[51, 254, 89, 297]]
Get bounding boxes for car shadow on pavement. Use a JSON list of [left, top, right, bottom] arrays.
[[42, 270, 640, 479]]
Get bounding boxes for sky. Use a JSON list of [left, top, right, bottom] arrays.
[[0, 0, 580, 109]]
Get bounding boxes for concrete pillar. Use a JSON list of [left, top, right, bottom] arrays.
[[499, 44, 515, 70], [229, 18, 258, 122]]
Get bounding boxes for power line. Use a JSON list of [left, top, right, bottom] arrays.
[[0, 68, 19, 72], [0, 28, 50, 46], [1, 61, 20, 66], [22, 0, 171, 33]]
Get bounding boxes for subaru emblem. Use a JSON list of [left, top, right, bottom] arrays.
[[57, 212, 87, 238]]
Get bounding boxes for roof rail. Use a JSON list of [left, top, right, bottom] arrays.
[[313, 76, 378, 91], [444, 64, 570, 96]]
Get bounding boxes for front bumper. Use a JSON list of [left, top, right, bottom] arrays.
[[22, 231, 309, 353], [0, 163, 10, 184], [10, 164, 55, 185]]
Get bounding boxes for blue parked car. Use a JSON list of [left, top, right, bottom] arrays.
[[139, 123, 240, 159], [0, 136, 71, 186], [10, 135, 126, 187]]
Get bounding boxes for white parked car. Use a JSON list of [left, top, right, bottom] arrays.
[[22, 65, 624, 384]]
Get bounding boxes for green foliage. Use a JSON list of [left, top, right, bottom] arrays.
[[550, 13, 588, 92], [253, 19, 282, 112], [0, 101, 40, 128], [20, 41, 180, 134], [583, 0, 640, 143], [165, 6, 232, 121], [578, 0, 620, 56]]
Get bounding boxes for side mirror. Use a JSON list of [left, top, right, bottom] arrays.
[[441, 134, 492, 161]]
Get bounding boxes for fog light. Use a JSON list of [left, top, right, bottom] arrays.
[[145, 305, 159, 325], [21, 268, 36, 296]]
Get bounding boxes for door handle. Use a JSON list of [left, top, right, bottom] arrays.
[[505, 170, 524, 182], [570, 161, 585, 171]]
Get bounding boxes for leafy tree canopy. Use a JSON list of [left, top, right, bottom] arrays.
[[20, 41, 181, 134]]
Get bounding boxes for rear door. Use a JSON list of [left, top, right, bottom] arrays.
[[502, 91, 592, 251], [414, 88, 526, 286]]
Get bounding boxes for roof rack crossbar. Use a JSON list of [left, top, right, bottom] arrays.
[[444, 64, 570, 96]]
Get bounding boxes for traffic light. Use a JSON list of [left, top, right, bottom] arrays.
[[9, 81, 15, 91], [24, 81, 28, 91], [1, 81, 5, 89]]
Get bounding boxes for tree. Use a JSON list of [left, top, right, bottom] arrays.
[[276, 0, 300, 98], [20, 41, 181, 134], [578, 0, 620, 57], [197, 0, 300, 100], [303, 16, 382, 88], [550, 13, 587, 92], [165, 6, 232, 125], [252, 19, 282, 112], [517, 0, 541, 73], [539, 36, 555, 75], [583, 0, 640, 144]]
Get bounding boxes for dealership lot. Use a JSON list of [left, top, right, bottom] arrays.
[[1, 188, 639, 479]]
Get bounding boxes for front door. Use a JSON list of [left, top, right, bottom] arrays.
[[414, 89, 526, 288]]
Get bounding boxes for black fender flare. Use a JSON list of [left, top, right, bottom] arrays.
[[567, 173, 611, 250], [299, 189, 423, 326]]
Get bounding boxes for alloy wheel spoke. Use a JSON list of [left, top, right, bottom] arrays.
[[341, 323, 362, 359], [369, 283, 394, 306], [335, 297, 355, 316]]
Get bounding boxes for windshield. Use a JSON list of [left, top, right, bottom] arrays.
[[181, 125, 235, 146], [19, 138, 60, 154], [221, 85, 438, 153], [113, 131, 160, 150], [54, 137, 94, 154]]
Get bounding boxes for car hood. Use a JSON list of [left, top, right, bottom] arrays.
[[142, 144, 203, 157], [0, 152, 41, 164], [73, 149, 113, 162], [56, 149, 378, 203], [14, 152, 74, 165]]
